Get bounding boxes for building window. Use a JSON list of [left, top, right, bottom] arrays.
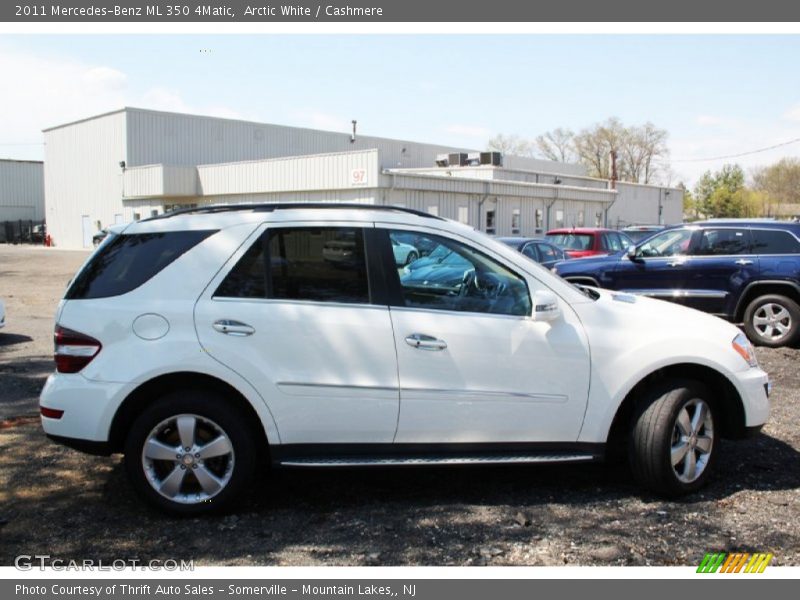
[[133, 212, 141, 221], [427, 205, 439, 216], [555, 210, 564, 228], [457, 206, 469, 224], [535, 208, 543, 230], [511, 208, 521, 234], [486, 209, 496, 234], [577, 210, 585, 227]]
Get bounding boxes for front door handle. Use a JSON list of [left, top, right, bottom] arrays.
[[666, 260, 685, 267], [405, 333, 447, 351], [213, 320, 255, 336], [735, 259, 754, 266]]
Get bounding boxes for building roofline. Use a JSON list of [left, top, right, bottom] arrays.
[[0, 158, 44, 165], [42, 108, 128, 133]]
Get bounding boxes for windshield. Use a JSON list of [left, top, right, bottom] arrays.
[[547, 233, 593, 250]]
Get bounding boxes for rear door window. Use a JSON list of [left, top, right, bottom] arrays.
[[216, 227, 371, 304], [66, 230, 217, 299], [693, 228, 751, 256]]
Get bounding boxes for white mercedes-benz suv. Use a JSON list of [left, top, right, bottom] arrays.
[[40, 204, 771, 514]]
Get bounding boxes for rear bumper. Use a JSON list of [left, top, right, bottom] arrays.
[[39, 372, 131, 444]]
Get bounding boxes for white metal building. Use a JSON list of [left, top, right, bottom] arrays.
[[0, 159, 45, 221], [43, 108, 682, 249]]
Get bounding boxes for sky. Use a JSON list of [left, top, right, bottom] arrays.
[[1, 34, 800, 186]]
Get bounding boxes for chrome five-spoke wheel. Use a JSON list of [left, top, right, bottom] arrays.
[[141, 413, 235, 505], [752, 303, 792, 343], [670, 398, 714, 484]]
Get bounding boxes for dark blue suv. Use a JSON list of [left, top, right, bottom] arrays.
[[554, 220, 800, 347]]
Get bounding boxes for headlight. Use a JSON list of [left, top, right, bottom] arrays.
[[732, 333, 758, 368]]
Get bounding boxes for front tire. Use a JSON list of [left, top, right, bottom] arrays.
[[123, 390, 258, 515], [743, 294, 800, 348], [629, 381, 717, 497]]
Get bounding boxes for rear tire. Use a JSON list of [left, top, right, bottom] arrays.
[[123, 390, 258, 516], [629, 380, 717, 497], [743, 294, 800, 348]]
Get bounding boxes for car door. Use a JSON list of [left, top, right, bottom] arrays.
[[680, 226, 757, 315], [380, 226, 591, 444], [194, 222, 400, 444], [608, 227, 699, 299]]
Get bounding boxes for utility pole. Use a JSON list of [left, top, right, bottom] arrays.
[[610, 150, 618, 190]]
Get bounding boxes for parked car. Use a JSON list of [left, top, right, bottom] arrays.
[[0, 298, 5, 329], [92, 228, 110, 247], [497, 237, 567, 269], [554, 220, 800, 347], [390, 234, 420, 266], [41, 204, 770, 514], [621, 224, 667, 243], [546, 228, 634, 259]]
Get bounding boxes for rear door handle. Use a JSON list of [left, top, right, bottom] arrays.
[[735, 259, 754, 266], [666, 260, 685, 267], [213, 320, 255, 336], [405, 333, 447, 351]]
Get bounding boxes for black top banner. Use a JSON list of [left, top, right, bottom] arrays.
[[3, 0, 800, 22]]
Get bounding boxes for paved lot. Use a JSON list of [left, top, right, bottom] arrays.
[[0, 245, 798, 566]]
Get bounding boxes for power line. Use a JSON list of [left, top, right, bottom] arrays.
[[673, 136, 800, 163]]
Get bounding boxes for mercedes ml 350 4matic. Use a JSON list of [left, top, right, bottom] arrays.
[[40, 204, 771, 514]]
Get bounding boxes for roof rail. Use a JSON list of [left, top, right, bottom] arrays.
[[143, 202, 445, 222]]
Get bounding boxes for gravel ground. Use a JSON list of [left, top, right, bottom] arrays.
[[0, 245, 798, 567]]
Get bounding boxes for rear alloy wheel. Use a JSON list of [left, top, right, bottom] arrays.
[[743, 294, 800, 348], [630, 381, 717, 497], [124, 391, 257, 515]]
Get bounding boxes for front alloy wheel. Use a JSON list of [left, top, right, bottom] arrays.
[[630, 381, 718, 497], [669, 399, 714, 484]]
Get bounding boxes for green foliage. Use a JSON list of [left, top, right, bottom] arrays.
[[692, 164, 747, 218]]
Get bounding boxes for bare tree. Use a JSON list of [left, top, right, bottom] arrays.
[[752, 158, 800, 206], [535, 127, 575, 162], [487, 134, 534, 157]]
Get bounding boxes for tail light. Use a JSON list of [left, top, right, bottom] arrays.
[[54, 325, 102, 373]]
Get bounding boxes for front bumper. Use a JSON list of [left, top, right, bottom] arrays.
[[732, 367, 771, 429]]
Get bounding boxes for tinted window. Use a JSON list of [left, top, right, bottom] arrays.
[[547, 233, 593, 250], [216, 227, 370, 304], [536, 243, 561, 263], [603, 233, 623, 252], [751, 229, 800, 254], [521, 244, 539, 261], [66, 230, 216, 300], [391, 230, 531, 316], [693, 228, 750, 256]]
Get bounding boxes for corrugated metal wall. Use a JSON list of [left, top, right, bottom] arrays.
[[608, 183, 684, 228], [44, 111, 128, 249], [0, 160, 44, 221]]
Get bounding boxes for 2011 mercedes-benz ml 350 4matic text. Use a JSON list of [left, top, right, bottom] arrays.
[[40, 204, 771, 514]]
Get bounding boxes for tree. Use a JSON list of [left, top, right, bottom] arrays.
[[752, 157, 800, 214], [621, 122, 669, 184], [534, 127, 575, 162], [487, 134, 534, 157], [692, 164, 747, 218]]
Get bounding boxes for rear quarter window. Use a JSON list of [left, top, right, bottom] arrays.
[[65, 230, 217, 300], [751, 229, 800, 254]]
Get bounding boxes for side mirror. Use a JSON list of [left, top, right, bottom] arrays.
[[531, 290, 561, 322], [626, 245, 637, 260]]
